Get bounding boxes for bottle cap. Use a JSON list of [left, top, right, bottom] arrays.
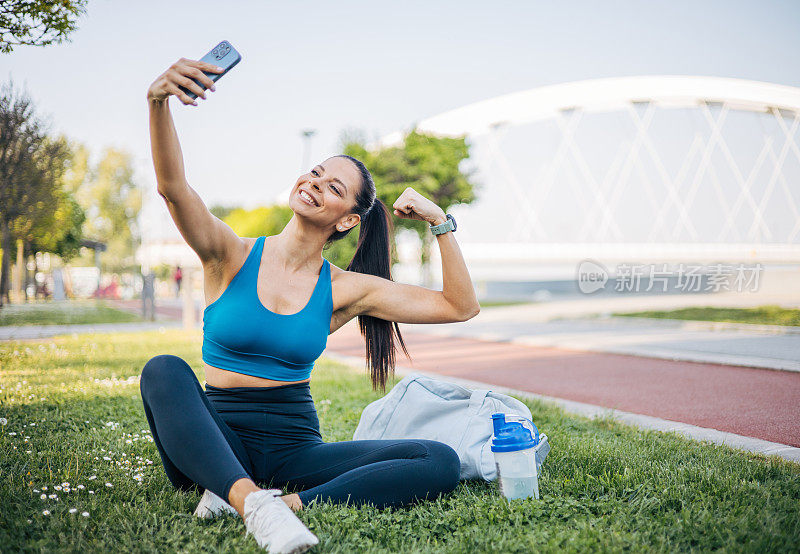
[[490, 412, 539, 453]]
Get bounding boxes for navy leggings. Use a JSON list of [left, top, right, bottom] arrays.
[[139, 354, 461, 509]]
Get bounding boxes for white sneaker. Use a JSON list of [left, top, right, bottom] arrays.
[[194, 488, 239, 518], [243, 489, 319, 554]]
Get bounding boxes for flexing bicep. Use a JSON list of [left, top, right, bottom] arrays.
[[354, 272, 473, 324], [159, 183, 243, 265]]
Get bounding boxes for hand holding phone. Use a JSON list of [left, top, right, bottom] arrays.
[[147, 40, 242, 106], [178, 40, 242, 101]]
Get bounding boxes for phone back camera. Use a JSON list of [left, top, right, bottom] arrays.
[[214, 42, 231, 60]]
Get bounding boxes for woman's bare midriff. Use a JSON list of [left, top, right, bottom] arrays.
[[204, 363, 311, 388]]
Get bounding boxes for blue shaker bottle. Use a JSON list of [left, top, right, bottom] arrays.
[[490, 412, 540, 500]]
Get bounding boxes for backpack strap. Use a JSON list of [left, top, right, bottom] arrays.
[[373, 373, 418, 439], [469, 389, 490, 411], [455, 389, 491, 454]]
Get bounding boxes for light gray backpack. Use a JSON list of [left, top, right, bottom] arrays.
[[352, 373, 549, 482]]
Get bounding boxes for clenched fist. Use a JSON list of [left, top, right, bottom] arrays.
[[392, 187, 446, 225]]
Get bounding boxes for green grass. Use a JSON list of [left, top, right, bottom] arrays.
[[613, 305, 800, 327], [1, 329, 798, 553], [0, 299, 142, 327]]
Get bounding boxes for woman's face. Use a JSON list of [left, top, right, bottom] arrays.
[[292, 157, 362, 230]]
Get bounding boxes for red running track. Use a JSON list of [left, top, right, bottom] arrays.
[[324, 322, 800, 447]]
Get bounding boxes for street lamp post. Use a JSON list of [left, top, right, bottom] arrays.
[[301, 129, 316, 171]]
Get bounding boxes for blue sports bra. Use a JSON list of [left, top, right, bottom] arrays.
[[202, 235, 333, 381]]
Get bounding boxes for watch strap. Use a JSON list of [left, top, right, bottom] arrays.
[[430, 213, 456, 235]]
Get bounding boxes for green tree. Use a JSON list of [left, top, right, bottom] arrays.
[[152, 263, 173, 281], [19, 139, 91, 267], [342, 129, 480, 285], [23, 185, 86, 262], [39, 139, 90, 261], [61, 140, 89, 196], [0, 78, 60, 304], [9, 134, 86, 292], [1, 0, 88, 54], [209, 203, 238, 221], [223, 205, 293, 239], [322, 225, 361, 271], [73, 147, 143, 273]]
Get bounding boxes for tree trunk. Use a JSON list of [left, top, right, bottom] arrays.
[[0, 219, 11, 306], [31, 245, 38, 302], [16, 238, 24, 303], [22, 243, 30, 303]]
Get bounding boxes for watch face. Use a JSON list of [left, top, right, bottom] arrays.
[[447, 214, 457, 231]]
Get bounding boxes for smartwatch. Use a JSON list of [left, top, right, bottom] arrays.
[[430, 213, 457, 235]]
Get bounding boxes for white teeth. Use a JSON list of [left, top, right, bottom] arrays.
[[299, 190, 317, 206]]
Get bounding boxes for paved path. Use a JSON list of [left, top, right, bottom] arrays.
[[0, 320, 182, 340], [0, 299, 186, 340], [415, 315, 800, 372], [489, 290, 800, 320], [324, 319, 800, 448]]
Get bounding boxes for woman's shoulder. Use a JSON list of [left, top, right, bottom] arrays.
[[327, 261, 363, 288], [328, 260, 360, 283], [328, 259, 342, 274], [328, 263, 363, 314], [327, 262, 385, 308], [328, 262, 388, 286], [328, 260, 346, 285]]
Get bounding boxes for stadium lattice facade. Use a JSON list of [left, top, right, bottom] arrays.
[[381, 76, 800, 287]]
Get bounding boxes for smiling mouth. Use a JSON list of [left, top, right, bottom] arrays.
[[299, 190, 319, 206]]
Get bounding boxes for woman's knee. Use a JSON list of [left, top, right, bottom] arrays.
[[426, 440, 462, 489], [140, 354, 193, 398]]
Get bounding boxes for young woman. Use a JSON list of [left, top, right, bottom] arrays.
[[144, 57, 481, 553]]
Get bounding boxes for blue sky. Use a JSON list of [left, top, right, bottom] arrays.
[[4, 0, 800, 239]]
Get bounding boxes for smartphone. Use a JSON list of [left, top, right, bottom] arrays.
[[178, 40, 242, 100]]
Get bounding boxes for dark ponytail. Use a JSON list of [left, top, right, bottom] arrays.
[[325, 154, 411, 393]]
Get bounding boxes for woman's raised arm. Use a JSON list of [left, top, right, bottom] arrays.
[[147, 58, 243, 266]]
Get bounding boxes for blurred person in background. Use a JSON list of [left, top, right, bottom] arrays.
[[142, 270, 156, 321], [173, 265, 183, 298]]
